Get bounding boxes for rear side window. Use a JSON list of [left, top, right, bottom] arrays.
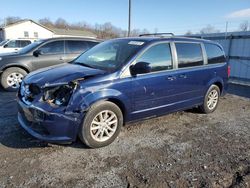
[[18, 40, 31, 47], [176, 43, 203, 68], [137, 43, 173, 72], [66, 40, 88, 53], [39, 41, 64, 54], [204, 43, 226, 64]]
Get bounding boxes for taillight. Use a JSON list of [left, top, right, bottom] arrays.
[[227, 65, 231, 77]]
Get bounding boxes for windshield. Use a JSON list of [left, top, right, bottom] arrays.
[[18, 40, 44, 54], [73, 39, 146, 72], [0, 40, 8, 46]]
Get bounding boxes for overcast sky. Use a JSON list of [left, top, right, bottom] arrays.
[[1, 0, 250, 34]]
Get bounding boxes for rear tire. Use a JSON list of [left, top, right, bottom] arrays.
[[199, 84, 220, 114], [1, 67, 27, 92], [79, 101, 123, 148]]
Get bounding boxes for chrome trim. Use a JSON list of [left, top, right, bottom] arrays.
[[170, 42, 178, 69], [131, 96, 203, 114], [119, 40, 227, 79], [201, 43, 208, 65]]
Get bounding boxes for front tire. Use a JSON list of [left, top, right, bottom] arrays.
[[79, 101, 123, 148], [1, 67, 27, 92], [200, 84, 220, 114]]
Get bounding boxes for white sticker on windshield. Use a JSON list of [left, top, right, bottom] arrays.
[[128, 41, 144, 45]]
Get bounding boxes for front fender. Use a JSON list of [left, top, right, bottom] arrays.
[[0, 62, 31, 72], [66, 88, 130, 113]]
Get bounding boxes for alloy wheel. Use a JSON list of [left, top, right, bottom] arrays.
[[207, 89, 219, 110], [6, 72, 24, 89], [90, 110, 118, 142]]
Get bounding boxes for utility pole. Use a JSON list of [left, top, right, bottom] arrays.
[[225, 21, 228, 39], [128, 0, 131, 37]]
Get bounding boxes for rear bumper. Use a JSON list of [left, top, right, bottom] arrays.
[[17, 99, 83, 143]]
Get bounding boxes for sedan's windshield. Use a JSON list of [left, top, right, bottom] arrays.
[[18, 40, 44, 54], [74, 39, 146, 72]]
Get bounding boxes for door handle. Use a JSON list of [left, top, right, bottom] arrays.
[[166, 76, 176, 81], [179, 74, 187, 79]]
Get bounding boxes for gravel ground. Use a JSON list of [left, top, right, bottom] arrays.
[[0, 84, 250, 187]]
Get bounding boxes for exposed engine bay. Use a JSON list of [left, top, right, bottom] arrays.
[[20, 81, 78, 107]]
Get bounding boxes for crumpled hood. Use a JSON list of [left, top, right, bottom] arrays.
[[24, 63, 106, 87]]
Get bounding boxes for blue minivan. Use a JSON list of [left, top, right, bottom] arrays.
[[17, 34, 229, 148]]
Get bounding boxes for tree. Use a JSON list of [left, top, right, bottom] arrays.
[[0, 16, 144, 39], [239, 21, 249, 31], [3, 16, 21, 26], [71, 21, 89, 30], [185, 30, 192, 35], [200, 25, 220, 34], [38, 18, 54, 28], [54, 18, 69, 29]]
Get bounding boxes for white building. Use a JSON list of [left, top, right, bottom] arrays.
[[0, 19, 97, 41]]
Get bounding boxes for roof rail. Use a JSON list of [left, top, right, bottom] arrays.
[[139, 33, 174, 37]]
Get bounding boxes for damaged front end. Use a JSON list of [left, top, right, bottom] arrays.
[[17, 80, 85, 143], [42, 82, 77, 107], [20, 81, 76, 106]]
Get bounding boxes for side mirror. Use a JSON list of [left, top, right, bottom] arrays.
[[33, 50, 43, 57], [130, 62, 151, 76], [3, 44, 8, 48]]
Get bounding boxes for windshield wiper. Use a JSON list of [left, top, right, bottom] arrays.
[[74, 62, 94, 68]]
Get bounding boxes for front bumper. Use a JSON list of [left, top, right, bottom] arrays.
[[17, 98, 83, 143]]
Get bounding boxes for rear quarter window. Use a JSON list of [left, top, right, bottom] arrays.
[[204, 43, 226, 64]]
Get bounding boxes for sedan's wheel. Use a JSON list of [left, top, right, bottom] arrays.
[[200, 84, 220, 114], [79, 101, 123, 148], [1, 67, 27, 91]]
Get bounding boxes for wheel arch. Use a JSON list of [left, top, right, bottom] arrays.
[[1, 64, 31, 74], [105, 98, 127, 121], [213, 81, 223, 94], [88, 97, 127, 124], [85, 96, 128, 124], [206, 77, 224, 95]]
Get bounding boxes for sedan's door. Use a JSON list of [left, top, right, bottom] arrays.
[[130, 42, 179, 120], [32, 40, 65, 70]]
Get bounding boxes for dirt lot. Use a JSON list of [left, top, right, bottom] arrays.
[[0, 84, 250, 188]]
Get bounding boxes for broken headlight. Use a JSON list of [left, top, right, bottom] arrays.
[[43, 83, 76, 106]]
